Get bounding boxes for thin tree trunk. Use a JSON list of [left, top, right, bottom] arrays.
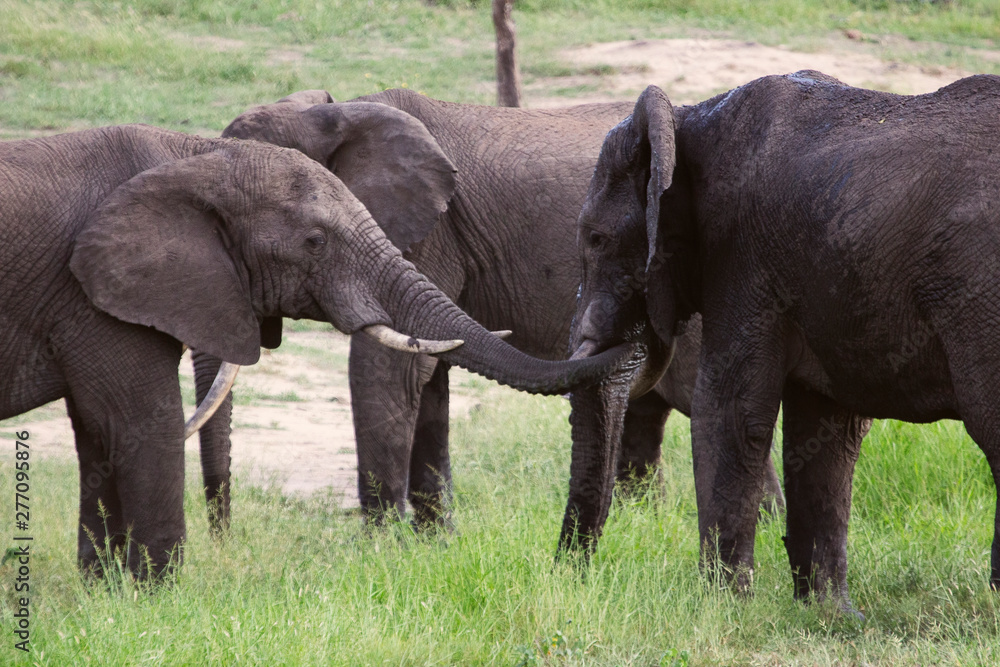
[[492, 0, 522, 107]]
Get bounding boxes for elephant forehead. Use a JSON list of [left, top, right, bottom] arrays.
[[225, 106, 301, 142], [229, 143, 326, 187]]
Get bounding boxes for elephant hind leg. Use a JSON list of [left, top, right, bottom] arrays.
[[409, 360, 452, 531], [942, 404, 1000, 590], [937, 337, 1000, 591], [781, 382, 870, 616]]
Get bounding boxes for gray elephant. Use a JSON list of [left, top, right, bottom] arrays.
[[0, 124, 627, 576], [568, 72, 1000, 614], [212, 89, 786, 530]]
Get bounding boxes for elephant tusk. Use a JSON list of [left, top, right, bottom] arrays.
[[493, 329, 513, 339], [181, 344, 189, 355], [183, 362, 240, 440], [362, 324, 464, 354]]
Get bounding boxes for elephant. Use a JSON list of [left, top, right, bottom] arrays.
[[214, 89, 788, 530], [0, 123, 629, 577], [567, 71, 1000, 615]]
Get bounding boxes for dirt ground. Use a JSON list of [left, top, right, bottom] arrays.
[[527, 36, 974, 108], [10, 329, 486, 508], [5, 36, 979, 507]]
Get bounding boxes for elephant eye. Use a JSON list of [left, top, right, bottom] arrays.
[[305, 230, 327, 252], [587, 230, 607, 249]]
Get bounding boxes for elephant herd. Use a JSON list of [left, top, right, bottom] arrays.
[[3, 68, 1000, 618]]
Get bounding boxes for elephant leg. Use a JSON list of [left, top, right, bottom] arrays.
[[67, 396, 125, 576], [349, 330, 437, 524], [935, 330, 1000, 591], [191, 349, 234, 536], [62, 324, 186, 579], [691, 333, 785, 591], [760, 449, 787, 517], [617, 391, 670, 495], [409, 359, 452, 530], [987, 454, 1000, 590], [781, 383, 869, 614]]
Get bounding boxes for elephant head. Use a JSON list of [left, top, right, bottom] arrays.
[[222, 90, 452, 253], [558, 86, 684, 555], [68, 139, 629, 404], [570, 85, 685, 387]]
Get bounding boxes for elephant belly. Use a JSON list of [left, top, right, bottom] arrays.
[[797, 328, 959, 422]]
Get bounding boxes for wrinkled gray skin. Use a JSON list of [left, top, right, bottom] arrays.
[[571, 72, 1000, 615], [0, 125, 629, 577], [218, 89, 786, 529]]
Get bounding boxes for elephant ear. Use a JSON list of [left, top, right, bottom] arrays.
[[277, 89, 334, 105], [297, 102, 457, 251], [70, 152, 263, 365], [629, 86, 680, 344], [631, 86, 677, 270]]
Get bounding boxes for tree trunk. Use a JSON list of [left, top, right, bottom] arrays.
[[492, 0, 522, 107]]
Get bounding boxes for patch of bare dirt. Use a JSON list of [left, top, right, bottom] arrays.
[[266, 47, 309, 66], [7, 330, 484, 507], [526, 37, 975, 108], [185, 35, 247, 52]]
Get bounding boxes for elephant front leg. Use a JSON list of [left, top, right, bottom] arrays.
[[191, 349, 234, 536], [67, 396, 125, 576], [62, 326, 187, 579], [691, 339, 785, 591], [349, 331, 436, 525], [781, 383, 869, 616], [409, 360, 453, 530], [617, 391, 670, 496]]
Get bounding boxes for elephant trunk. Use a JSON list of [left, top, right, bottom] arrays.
[[557, 342, 646, 556], [370, 253, 636, 394]]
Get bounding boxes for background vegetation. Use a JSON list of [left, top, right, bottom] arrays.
[[1, 0, 999, 135], [2, 0, 1000, 664]]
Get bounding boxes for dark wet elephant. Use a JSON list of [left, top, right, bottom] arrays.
[[213, 89, 786, 529], [567, 72, 1000, 615], [0, 124, 627, 577]]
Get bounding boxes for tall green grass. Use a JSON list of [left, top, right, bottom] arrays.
[[2, 386, 998, 664]]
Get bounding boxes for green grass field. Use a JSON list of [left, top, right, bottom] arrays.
[[3, 0, 1000, 664], [2, 394, 999, 665]]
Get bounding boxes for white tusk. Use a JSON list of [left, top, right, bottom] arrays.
[[362, 324, 464, 355], [492, 329, 513, 339], [184, 362, 240, 440], [181, 344, 189, 355]]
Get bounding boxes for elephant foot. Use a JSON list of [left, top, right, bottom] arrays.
[[795, 588, 866, 623], [410, 504, 455, 535], [555, 513, 600, 567]]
